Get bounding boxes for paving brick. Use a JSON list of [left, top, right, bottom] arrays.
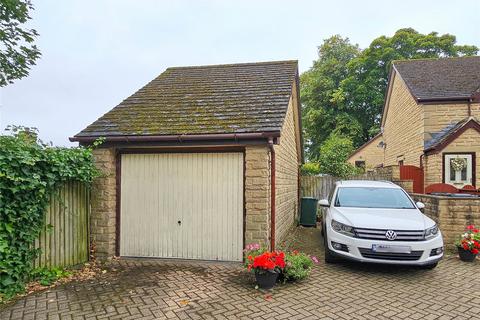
[[1, 227, 478, 319]]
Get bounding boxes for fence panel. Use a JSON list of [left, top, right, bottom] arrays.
[[400, 165, 424, 193], [34, 181, 90, 268], [301, 175, 337, 200]]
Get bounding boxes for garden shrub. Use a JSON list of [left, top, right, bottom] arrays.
[[283, 251, 314, 281], [0, 126, 100, 299]]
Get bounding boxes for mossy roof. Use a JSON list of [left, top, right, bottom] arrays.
[[74, 60, 298, 138]]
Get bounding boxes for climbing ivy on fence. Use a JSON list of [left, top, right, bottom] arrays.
[[0, 126, 100, 299]]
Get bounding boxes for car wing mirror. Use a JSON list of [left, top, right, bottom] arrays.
[[416, 202, 425, 210], [318, 199, 330, 207]]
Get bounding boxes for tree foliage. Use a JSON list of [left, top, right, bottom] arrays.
[[317, 133, 359, 178], [0, 0, 41, 86], [0, 126, 99, 299], [301, 35, 360, 159], [301, 28, 479, 162], [300, 162, 321, 176]]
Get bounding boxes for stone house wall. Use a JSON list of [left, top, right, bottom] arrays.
[[382, 72, 424, 167], [411, 193, 480, 250], [347, 134, 384, 170], [274, 86, 301, 247], [90, 148, 117, 259], [244, 146, 271, 248], [423, 103, 480, 137], [424, 128, 480, 187]]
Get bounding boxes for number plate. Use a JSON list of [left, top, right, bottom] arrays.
[[372, 244, 411, 254]]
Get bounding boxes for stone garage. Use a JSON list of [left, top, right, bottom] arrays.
[[70, 60, 303, 262]]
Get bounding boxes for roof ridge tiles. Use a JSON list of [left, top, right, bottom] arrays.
[[166, 60, 298, 70]]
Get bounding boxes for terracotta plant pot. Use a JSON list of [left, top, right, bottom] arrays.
[[457, 246, 477, 262], [254, 269, 279, 289]]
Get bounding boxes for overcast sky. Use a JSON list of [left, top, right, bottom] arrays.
[[1, 0, 479, 146]]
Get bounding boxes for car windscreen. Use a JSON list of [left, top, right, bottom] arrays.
[[334, 187, 415, 209]]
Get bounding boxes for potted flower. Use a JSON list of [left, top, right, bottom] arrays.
[[456, 225, 480, 262], [246, 251, 285, 289], [282, 250, 317, 282]]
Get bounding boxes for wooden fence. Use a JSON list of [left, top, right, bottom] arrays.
[[301, 175, 337, 200], [34, 181, 90, 268], [301, 170, 396, 200]]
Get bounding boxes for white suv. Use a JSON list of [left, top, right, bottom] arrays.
[[320, 180, 443, 269]]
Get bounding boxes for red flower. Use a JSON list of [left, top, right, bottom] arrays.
[[248, 251, 286, 271], [252, 253, 276, 270], [472, 248, 479, 255], [274, 252, 286, 269], [463, 244, 469, 250], [466, 225, 475, 230], [474, 229, 479, 233]]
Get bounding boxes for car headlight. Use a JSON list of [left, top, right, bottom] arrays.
[[331, 220, 355, 237], [424, 224, 439, 239]]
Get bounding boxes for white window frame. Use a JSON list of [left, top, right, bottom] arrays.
[[444, 153, 474, 188]]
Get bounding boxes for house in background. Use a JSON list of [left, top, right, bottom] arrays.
[[347, 133, 384, 171], [70, 61, 303, 261], [348, 56, 480, 190]]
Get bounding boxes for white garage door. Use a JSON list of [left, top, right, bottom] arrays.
[[120, 152, 244, 261]]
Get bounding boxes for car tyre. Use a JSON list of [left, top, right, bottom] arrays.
[[323, 225, 338, 264]]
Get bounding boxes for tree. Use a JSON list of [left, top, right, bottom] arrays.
[[317, 133, 358, 178], [0, 0, 40, 86], [300, 162, 321, 176], [340, 28, 478, 142], [300, 35, 360, 160]]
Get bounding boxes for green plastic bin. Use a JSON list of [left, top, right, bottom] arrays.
[[300, 197, 318, 227]]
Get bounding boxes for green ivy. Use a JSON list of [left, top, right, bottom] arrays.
[[30, 267, 72, 286], [0, 126, 100, 299]]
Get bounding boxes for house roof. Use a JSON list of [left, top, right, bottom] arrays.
[[424, 117, 480, 154], [72, 60, 298, 141], [393, 56, 480, 102]]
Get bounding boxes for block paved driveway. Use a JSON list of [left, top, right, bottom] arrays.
[[2, 227, 479, 320]]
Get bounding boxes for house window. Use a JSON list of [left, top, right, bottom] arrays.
[[355, 161, 365, 170], [444, 153, 474, 188]]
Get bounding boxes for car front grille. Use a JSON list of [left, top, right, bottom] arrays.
[[354, 227, 425, 241], [358, 248, 424, 261]]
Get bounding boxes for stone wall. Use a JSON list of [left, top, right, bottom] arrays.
[[244, 146, 272, 249], [91, 147, 117, 259], [348, 165, 413, 192], [274, 93, 300, 247], [411, 193, 480, 250]]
